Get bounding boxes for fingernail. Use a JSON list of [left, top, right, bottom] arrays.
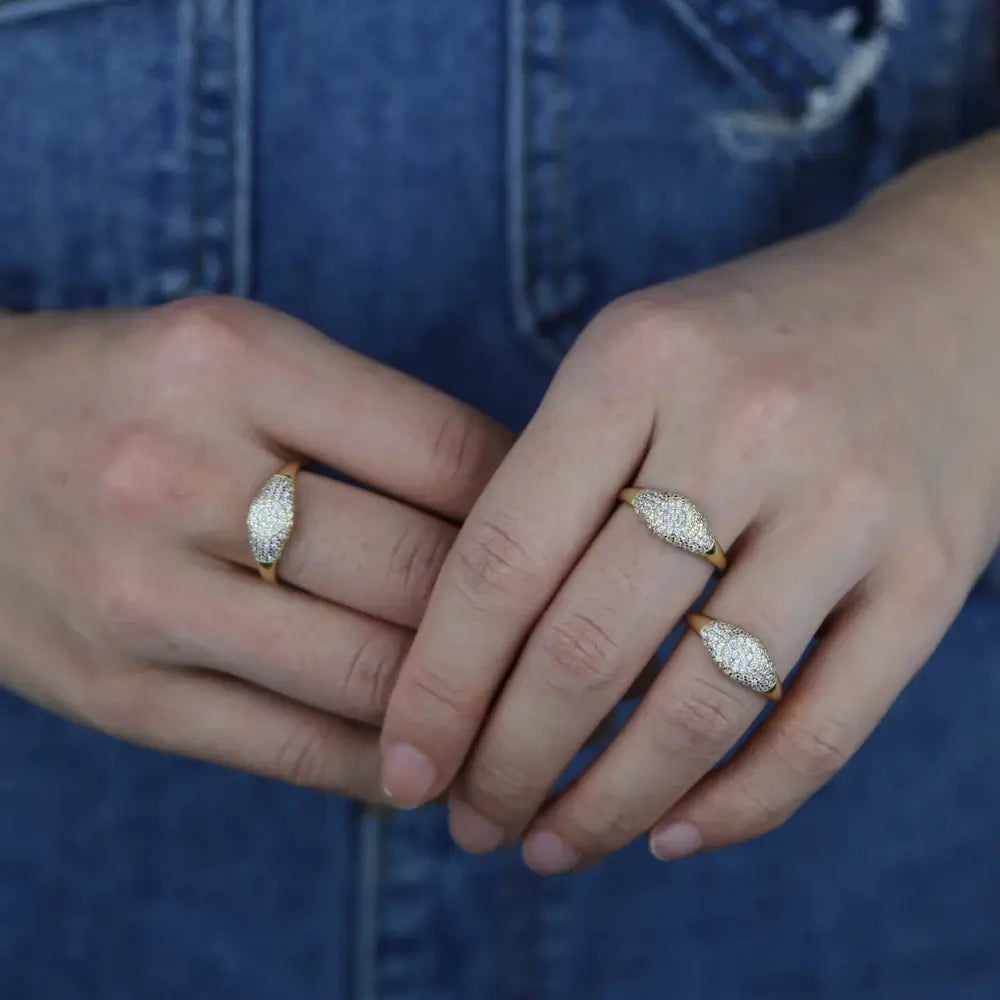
[[522, 831, 580, 875], [449, 800, 506, 854], [650, 822, 703, 861], [381, 744, 437, 808]]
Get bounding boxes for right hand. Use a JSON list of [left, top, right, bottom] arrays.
[[0, 297, 512, 802]]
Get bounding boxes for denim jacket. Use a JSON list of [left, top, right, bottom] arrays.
[[1, 2, 999, 997]]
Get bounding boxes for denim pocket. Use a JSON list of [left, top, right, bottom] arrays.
[[506, 0, 998, 365], [662, 0, 904, 137], [505, 0, 908, 365], [0, 0, 252, 311]]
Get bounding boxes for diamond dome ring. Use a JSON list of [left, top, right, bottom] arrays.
[[247, 460, 302, 584], [685, 612, 782, 702], [619, 488, 727, 572]]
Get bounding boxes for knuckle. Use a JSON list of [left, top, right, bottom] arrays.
[[145, 296, 258, 388], [387, 524, 452, 615], [466, 752, 540, 819], [821, 461, 893, 538], [403, 663, 474, 732], [584, 289, 711, 378], [657, 676, 746, 759], [273, 723, 340, 789], [340, 629, 405, 723], [723, 774, 791, 840], [452, 517, 543, 610], [557, 793, 636, 853], [898, 528, 964, 605], [541, 611, 624, 696], [770, 714, 851, 785], [428, 406, 499, 497], [590, 290, 667, 346]]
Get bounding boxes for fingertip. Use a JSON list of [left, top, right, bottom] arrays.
[[522, 831, 581, 875], [380, 743, 438, 808], [449, 798, 507, 854], [649, 821, 704, 861]]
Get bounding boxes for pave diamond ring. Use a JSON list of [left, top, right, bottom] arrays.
[[619, 488, 727, 572], [247, 460, 302, 584], [685, 612, 782, 701]]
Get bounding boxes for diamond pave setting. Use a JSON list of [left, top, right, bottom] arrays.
[[247, 473, 297, 566], [630, 490, 715, 556], [698, 620, 778, 695]]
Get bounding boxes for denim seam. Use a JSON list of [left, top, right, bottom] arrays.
[[231, 0, 253, 298], [505, 0, 587, 368], [497, 866, 540, 1000], [506, 0, 535, 342], [186, 0, 239, 296], [353, 807, 383, 1000], [375, 811, 440, 998], [180, 0, 198, 295]]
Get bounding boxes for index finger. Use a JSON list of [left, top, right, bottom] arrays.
[[378, 371, 653, 806]]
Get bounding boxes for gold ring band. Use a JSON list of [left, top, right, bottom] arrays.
[[619, 487, 727, 572], [685, 612, 782, 702], [247, 460, 302, 584]]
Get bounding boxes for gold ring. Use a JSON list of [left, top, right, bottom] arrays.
[[247, 460, 302, 584], [685, 612, 782, 702], [619, 487, 727, 572]]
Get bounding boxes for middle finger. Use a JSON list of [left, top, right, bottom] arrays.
[[111, 555, 414, 725]]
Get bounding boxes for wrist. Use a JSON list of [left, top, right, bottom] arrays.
[[854, 130, 1000, 273]]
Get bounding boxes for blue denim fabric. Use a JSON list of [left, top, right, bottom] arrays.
[[1, 1, 999, 997]]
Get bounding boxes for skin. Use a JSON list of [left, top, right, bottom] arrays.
[[0, 296, 513, 801], [379, 132, 1000, 873]]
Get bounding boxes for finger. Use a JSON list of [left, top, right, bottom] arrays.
[[108, 430, 458, 630], [203, 465, 456, 629], [648, 582, 957, 859], [446, 485, 753, 852], [520, 512, 873, 874], [110, 557, 412, 725], [379, 374, 655, 806], [94, 665, 389, 802], [180, 298, 514, 518]]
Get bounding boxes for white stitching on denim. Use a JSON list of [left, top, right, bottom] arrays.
[[506, 0, 535, 340], [711, 0, 908, 159], [231, 0, 253, 298]]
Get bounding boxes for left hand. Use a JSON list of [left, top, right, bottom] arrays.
[[380, 134, 1000, 872]]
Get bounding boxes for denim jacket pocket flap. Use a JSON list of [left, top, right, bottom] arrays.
[[658, 0, 904, 131]]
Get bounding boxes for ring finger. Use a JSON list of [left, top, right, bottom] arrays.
[[205, 462, 457, 628], [519, 511, 875, 874]]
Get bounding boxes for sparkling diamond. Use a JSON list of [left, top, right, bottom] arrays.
[[631, 490, 715, 556], [698, 621, 778, 695], [247, 473, 296, 565]]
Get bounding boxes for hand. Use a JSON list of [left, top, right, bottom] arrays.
[[0, 297, 511, 801], [379, 134, 1000, 869]]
